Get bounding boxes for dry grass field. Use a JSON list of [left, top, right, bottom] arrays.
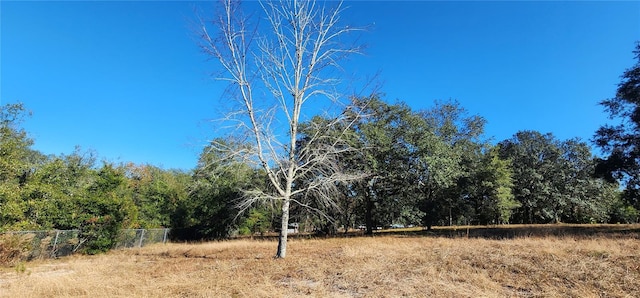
[[1, 224, 639, 297]]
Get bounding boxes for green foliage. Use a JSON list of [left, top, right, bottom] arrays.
[[416, 100, 487, 228], [171, 140, 262, 240], [493, 154, 517, 223], [459, 146, 519, 225], [499, 131, 620, 224], [4, 77, 640, 256], [125, 164, 189, 228], [345, 96, 429, 233], [0, 103, 178, 248], [0, 234, 31, 267], [0, 103, 38, 230], [594, 42, 640, 210], [499, 131, 561, 223], [0, 103, 34, 183], [76, 163, 134, 254], [303, 97, 489, 232], [0, 183, 27, 229], [238, 208, 270, 236], [609, 199, 639, 224]]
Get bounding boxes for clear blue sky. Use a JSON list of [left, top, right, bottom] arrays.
[[2, 1, 639, 170]]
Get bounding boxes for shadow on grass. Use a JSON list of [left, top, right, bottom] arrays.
[[246, 224, 640, 241], [378, 224, 640, 240]]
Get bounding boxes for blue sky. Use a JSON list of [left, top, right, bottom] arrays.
[[2, 1, 639, 170]]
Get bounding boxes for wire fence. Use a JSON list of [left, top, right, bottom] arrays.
[[0, 228, 170, 260]]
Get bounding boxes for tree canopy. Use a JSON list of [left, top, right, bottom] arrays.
[[3, 37, 640, 256], [595, 42, 640, 211]]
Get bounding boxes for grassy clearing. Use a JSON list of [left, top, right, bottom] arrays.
[[1, 225, 639, 297]]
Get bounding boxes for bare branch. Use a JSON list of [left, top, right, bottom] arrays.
[[200, 0, 365, 258]]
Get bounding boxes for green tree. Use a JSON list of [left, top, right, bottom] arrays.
[[0, 103, 41, 230], [76, 163, 137, 254], [594, 42, 640, 213], [238, 208, 271, 237], [500, 131, 619, 224], [125, 163, 189, 228], [328, 98, 489, 232], [474, 147, 518, 224], [173, 140, 262, 240], [491, 153, 519, 224], [558, 140, 620, 223], [345, 96, 426, 234], [0, 103, 34, 183], [21, 154, 139, 254], [499, 131, 563, 224], [19, 148, 98, 230], [418, 100, 486, 227]]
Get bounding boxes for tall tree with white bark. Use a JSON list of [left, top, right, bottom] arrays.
[[199, 0, 364, 258]]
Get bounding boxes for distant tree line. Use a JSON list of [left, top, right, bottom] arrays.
[[2, 42, 640, 251], [1, 92, 638, 252]]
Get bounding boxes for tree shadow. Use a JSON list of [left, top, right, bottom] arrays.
[[238, 224, 640, 241], [380, 224, 640, 240]]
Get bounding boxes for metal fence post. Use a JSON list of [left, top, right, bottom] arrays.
[[162, 228, 169, 244], [138, 229, 145, 248], [51, 230, 60, 258]]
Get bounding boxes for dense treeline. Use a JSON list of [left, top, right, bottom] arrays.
[[3, 41, 640, 247], [1, 95, 637, 251], [594, 43, 640, 218], [297, 97, 634, 234]]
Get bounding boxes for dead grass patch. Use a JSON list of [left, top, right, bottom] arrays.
[[1, 230, 639, 297], [0, 234, 32, 267]]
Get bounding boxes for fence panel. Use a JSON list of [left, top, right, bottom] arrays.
[[49, 230, 81, 258], [1, 228, 169, 261]]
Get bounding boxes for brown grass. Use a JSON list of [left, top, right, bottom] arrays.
[[1, 225, 639, 297], [0, 234, 31, 267]]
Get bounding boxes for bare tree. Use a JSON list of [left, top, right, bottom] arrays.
[[200, 0, 365, 258]]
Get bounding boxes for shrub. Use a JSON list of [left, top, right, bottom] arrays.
[[77, 214, 122, 255], [609, 202, 639, 224], [0, 234, 31, 267]]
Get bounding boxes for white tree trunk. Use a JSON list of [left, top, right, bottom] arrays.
[[200, 0, 365, 259], [276, 197, 291, 258]]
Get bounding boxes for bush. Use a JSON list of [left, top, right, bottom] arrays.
[[0, 234, 31, 267], [75, 194, 129, 254], [238, 209, 270, 237], [609, 204, 639, 224], [77, 214, 122, 255]]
